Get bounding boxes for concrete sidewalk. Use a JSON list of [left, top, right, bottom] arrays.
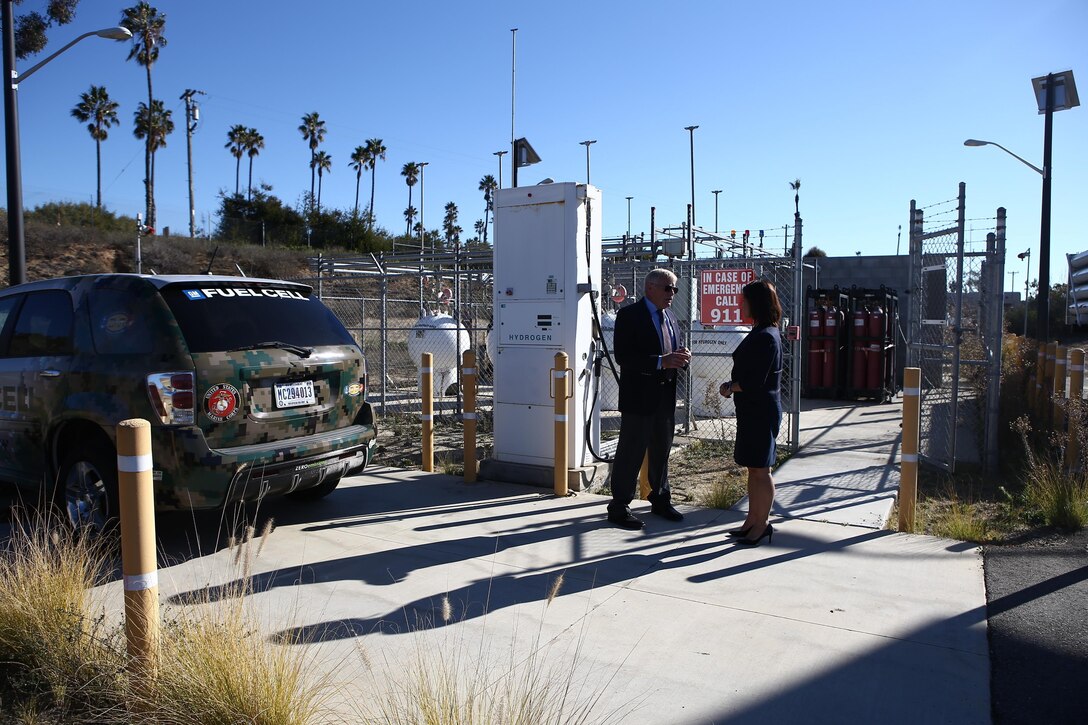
[[106, 398, 990, 723]]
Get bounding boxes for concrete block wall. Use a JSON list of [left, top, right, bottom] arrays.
[[801, 254, 912, 385]]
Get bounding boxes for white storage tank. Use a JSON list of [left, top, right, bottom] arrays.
[[688, 322, 750, 417], [484, 323, 496, 374], [407, 312, 470, 398], [598, 311, 619, 410]]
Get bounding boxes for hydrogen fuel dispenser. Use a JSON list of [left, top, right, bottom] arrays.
[[489, 182, 603, 475]]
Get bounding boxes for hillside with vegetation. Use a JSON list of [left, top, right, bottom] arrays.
[[0, 199, 490, 284]]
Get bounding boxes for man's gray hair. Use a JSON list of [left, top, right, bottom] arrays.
[[644, 268, 677, 288]]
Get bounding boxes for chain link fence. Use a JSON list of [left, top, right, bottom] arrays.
[[301, 230, 802, 458], [907, 183, 1005, 472], [601, 255, 800, 452]]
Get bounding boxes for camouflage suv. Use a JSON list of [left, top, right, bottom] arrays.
[[0, 274, 376, 529]]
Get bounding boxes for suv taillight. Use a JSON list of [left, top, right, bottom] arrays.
[[147, 372, 195, 425]]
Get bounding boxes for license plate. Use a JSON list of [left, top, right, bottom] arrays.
[[275, 380, 316, 408]]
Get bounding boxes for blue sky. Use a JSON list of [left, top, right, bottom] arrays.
[[6, 0, 1086, 290]]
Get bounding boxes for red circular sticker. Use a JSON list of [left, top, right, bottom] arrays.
[[204, 383, 240, 422]]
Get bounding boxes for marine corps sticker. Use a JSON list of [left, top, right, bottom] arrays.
[[204, 383, 241, 422]]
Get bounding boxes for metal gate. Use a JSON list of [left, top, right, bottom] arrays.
[[907, 183, 1005, 472]]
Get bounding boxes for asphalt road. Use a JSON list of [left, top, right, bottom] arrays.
[[984, 528, 1088, 725]]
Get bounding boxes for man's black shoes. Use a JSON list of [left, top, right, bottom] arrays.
[[607, 509, 645, 530], [650, 504, 684, 522]]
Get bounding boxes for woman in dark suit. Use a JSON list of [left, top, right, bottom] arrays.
[[719, 280, 783, 546]]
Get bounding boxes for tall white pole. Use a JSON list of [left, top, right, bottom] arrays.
[[510, 28, 517, 187]]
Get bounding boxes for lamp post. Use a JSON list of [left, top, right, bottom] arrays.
[[684, 125, 698, 257], [1031, 70, 1078, 341], [712, 189, 722, 234], [493, 150, 506, 189], [417, 161, 429, 314], [625, 196, 633, 237], [1017, 249, 1031, 337], [964, 70, 1078, 340], [579, 139, 596, 184], [3, 6, 131, 285]]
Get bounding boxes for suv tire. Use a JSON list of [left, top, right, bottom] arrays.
[[56, 443, 119, 534]]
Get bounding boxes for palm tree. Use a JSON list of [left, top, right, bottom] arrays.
[[132, 100, 174, 229], [443, 201, 460, 250], [478, 174, 497, 246], [400, 162, 419, 236], [790, 178, 801, 216], [363, 138, 386, 230], [298, 112, 326, 213], [244, 128, 264, 202], [120, 2, 167, 228], [349, 145, 368, 219], [404, 205, 417, 232], [311, 150, 333, 214], [70, 85, 119, 209], [225, 124, 246, 196]]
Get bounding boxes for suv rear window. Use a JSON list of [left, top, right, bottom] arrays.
[[160, 283, 356, 353]]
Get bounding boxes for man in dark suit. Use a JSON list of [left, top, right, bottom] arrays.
[[607, 268, 691, 529]]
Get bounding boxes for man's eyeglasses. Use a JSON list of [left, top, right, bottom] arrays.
[[650, 282, 679, 294]]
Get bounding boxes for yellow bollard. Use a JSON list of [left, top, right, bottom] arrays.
[[899, 368, 921, 533], [551, 352, 572, 496], [117, 419, 159, 676], [638, 452, 651, 501], [1069, 348, 1085, 472], [421, 352, 434, 472], [1054, 345, 1067, 433], [462, 350, 477, 482]]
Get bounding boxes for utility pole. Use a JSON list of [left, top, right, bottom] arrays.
[[712, 189, 722, 233], [494, 150, 506, 189], [180, 89, 205, 238]]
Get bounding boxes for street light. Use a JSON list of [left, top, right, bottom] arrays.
[[493, 150, 506, 189], [963, 139, 1043, 175], [417, 161, 429, 314], [1031, 70, 1078, 341], [970, 137, 1044, 335], [1017, 249, 1031, 337], [2, 6, 132, 285], [712, 189, 722, 234], [579, 139, 596, 184], [967, 71, 1080, 339], [684, 125, 698, 257], [625, 196, 633, 237]]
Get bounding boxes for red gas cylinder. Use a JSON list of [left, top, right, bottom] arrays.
[[866, 343, 883, 391], [867, 304, 885, 339], [808, 306, 825, 389], [851, 308, 869, 390], [822, 305, 838, 389]]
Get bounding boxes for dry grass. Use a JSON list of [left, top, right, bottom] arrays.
[[1013, 410, 1088, 531], [696, 474, 747, 510], [907, 333, 1088, 542], [357, 576, 637, 725], [0, 511, 333, 724], [0, 509, 127, 724], [140, 519, 332, 725]]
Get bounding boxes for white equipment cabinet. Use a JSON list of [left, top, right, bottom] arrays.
[[491, 182, 602, 470]]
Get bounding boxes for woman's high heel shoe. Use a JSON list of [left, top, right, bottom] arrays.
[[736, 523, 773, 546], [727, 526, 753, 538]]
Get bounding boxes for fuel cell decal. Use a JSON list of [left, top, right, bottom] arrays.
[[204, 383, 241, 422]]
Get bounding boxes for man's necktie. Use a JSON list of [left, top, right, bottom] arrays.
[[659, 309, 673, 354]]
